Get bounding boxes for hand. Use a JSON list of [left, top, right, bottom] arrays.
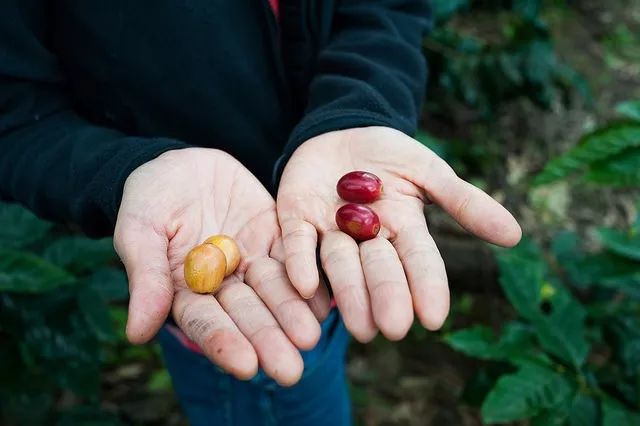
[[277, 127, 521, 342], [114, 148, 328, 386]]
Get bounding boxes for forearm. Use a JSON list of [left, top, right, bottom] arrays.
[[275, 0, 431, 183], [0, 95, 186, 236]]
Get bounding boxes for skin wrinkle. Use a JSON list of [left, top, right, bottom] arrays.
[[243, 258, 320, 348], [281, 222, 316, 257], [281, 127, 512, 346], [111, 145, 327, 384], [321, 234, 358, 266], [248, 264, 286, 294], [275, 298, 309, 326], [360, 247, 394, 269], [333, 283, 368, 312], [247, 323, 283, 343], [217, 162, 240, 232], [111, 99, 524, 382], [218, 289, 277, 331]]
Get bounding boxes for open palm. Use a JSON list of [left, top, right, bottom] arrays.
[[277, 127, 521, 342], [114, 148, 326, 386]]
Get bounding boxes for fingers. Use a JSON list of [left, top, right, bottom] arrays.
[[321, 231, 378, 342], [114, 223, 173, 344], [393, 223, 450, 330], [279, 218, 320, 298], [245, 257, 321, 350], [307, 278, 331, 323], [360, 238, 414, 341], [270, 237, 331, 322], [404, 140, 522, 247], [216, 281, 304, 386], [172, 288, 258, 380]]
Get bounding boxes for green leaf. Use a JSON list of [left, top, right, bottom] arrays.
[[568, 394, 599, 426], [147, 369, 173, 392], [498, 52, 523, 85], [43, 236, 117, 274], [513, 0, 541, 20], [78, 287, 115, 341], [431, 0, 469, 23], [0, 248, 76, 293], [598, 227, 640, 261], [532, 284, 590, 369], [52, 348, 101, 397], [481, 363, 574, 424], [86, 267, 129, 302], [551, 231, 589, 287], [560, 251, 639, 289], [600, 273, 640, 298], [609, 316, 640, 377], [498, 322, 547, 365], [602, 399, 640, 426], [585, 148, 640, 186], [444, 326, 498, 359], [531, 409, 568, 426], [0, 203, 52, 249], [497, 240, 590, 368], [444, 322, 538, 363], [616, 100, 640, 121], [534, 123, 640, 185], [524, 41, 554, 86], [496, 239, 546, 321], [462, 367, 505, 406]]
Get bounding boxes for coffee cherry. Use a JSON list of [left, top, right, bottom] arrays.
[[335, 203, 381, 241], [204, 235, 241, 277], [337, 171, 383, 203], [184, 243, 227, 294]]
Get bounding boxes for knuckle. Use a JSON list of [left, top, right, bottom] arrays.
[[177, 304, 219, 344], [276, 297, 306, 321], [249, 324, 282, 342], [361, 247, 390, 268], [455, 193, 473, 220], [370, 279, 401, 294], [282, 221, 315, 246], [131, 264, 172, 290], [201, 329, 233, 352], [321, 237, 357, 267], [218, 290, 257, 314], [247, 265, 286, 294]]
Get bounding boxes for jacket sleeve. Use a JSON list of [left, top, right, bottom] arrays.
[[276, 0, 431, 177], [0, 0, 187, 237]]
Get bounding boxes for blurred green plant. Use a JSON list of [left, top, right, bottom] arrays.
[[0, 203, 129, 425], [535, 99, 640, 186], [443, 96, 640, 423], [444, 218, 640, 425], [425, 0, 591, 116]]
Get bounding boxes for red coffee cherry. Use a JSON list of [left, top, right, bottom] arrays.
[[335, 203, 381, 241], [336, 171, 383, 204]]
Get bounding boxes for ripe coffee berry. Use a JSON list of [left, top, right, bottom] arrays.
[[335, 203, 381, 241], [336, 171, 383, 204]]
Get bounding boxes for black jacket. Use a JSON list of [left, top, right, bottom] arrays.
[[0, 0, 431, 237]]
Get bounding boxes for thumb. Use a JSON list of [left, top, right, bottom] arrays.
[[403, 137, 522, 247], [114, 221, 174, 344]]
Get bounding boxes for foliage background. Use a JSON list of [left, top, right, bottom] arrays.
[[1, 0, 639, 425]]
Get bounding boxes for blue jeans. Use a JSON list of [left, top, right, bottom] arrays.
[[157, 309, 352, 426]]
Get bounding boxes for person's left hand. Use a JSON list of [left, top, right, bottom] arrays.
[[277, 126, 522, 342]]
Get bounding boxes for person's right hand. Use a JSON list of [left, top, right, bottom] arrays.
[[113, 148, 328, 386]]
